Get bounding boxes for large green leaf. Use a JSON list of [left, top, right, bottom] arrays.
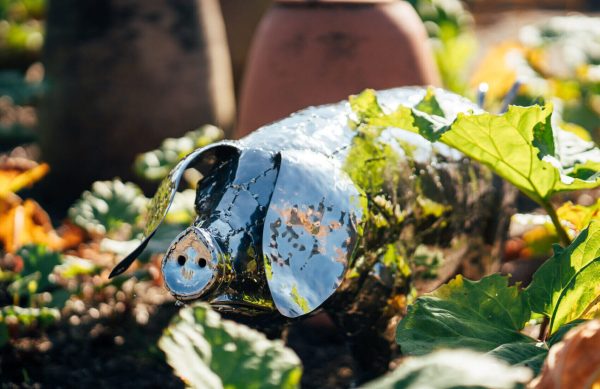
[[526, 221, 600, 334], [350, 90, 600, 204], [362, 349, 532, 389], [396, 274, 546, 370], [440, 105, 600, 203], [487, 343, 547, 373], [159, 303, 302, 389]]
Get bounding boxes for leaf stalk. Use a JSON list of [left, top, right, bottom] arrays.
[[542, 202, 571, 246]]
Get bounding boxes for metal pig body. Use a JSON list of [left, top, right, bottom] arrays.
[[111, 87, 512, 321]]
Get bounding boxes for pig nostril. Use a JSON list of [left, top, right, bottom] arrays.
[[198, 258, 207, 268], [177, 255, 186, 266]]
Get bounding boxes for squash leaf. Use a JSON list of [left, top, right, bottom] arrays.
[[431, 104, 598, 203], [396, 274, 547, 371], [526, 221, 600, 334], [159, 303, 302, 389], [350, 90, 600, 205], [362, 349, 532, 389]]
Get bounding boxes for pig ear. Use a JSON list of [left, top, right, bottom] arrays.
[[109, 142, 241, 278], [262, 149, 364, 318]]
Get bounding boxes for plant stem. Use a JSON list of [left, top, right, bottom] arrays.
[[543, 202, 571, 247], [539, 316, 549, 342]]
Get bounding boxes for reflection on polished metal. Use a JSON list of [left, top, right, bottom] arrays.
[[162, 226, 223, 300], [109, 142, 241, 278], [110, 87, 505, 319], [262, 149, 361, 317]]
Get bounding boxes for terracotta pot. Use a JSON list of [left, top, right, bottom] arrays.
[[236, 0, 440, 137], [219, 0, 272, 94], [40, 0, 235, 212]]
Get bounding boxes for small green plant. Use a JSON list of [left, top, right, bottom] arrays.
[[0, 305, 59, 347], [159, 303, 303, 389], [7, 244, 61, 305], [68, 179, 149, 239]]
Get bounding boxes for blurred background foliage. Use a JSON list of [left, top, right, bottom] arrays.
[[0, 0, 44, 68], [472, 14, 600, 143], [0, 0, 44, 152], [409, 0, 477, 94]]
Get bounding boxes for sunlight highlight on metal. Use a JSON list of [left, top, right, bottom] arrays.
[[111, 87, 490, 317]]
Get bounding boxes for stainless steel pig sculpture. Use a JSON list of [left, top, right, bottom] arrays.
[[109, 87, 512, 325]]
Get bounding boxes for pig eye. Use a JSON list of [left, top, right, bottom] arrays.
[[198, 258, 207, 268], [177, 255, 186, 266]]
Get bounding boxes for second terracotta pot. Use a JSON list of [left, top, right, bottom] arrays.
[[236, 0, 440, 137]]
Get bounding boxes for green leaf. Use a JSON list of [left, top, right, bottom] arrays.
[[546, 319, 587, 347], [349, 89, 385, 124], [7, 271, 40, 297], [68, 179, 148, 238], [362, 349, 532, 389], [18, 245, 62, 279], [568, 161, 600, 180], [438, 105, 599, 203], [350, 93, 600, 204], [159, 303, 302, 389], [526, 221, 600, 334], [349, 89, 416, 137], [134, 125, 224, 181], [487, 343, 547, 373], [415, 87, 445, 117], [396, 274, 544, 368]]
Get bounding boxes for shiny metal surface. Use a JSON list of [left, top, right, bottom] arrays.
[[162, 226, 224, 300], [111, 87, 496, 318], [262, 149, 362, 317], [109, 142, 240, 278], [197, 148, 279, 310]]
